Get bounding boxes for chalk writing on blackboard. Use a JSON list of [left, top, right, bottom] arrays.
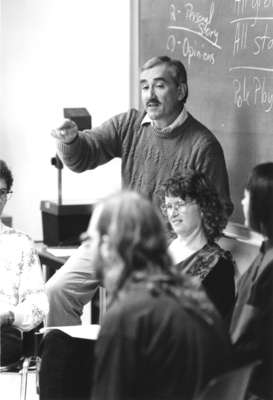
[[167, 2, 221, 65], [165, 1, 273, 112], [231, 0, 273, 112]]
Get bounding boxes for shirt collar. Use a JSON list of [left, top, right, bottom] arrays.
[[141, 106, 188, 134]]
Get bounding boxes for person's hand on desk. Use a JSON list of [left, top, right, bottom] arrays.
[[51, 119, 79, 144]]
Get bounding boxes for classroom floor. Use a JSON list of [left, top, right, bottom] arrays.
[[0, 370, 39, 400]]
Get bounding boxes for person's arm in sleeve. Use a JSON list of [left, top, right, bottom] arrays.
[[13, 237, 49, 331], [197, 139, 234, 219], [51, 111, 132, 173], [248, 263, 273, 362], [231, 262, 273, 365]]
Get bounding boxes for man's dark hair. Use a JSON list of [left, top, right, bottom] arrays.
[[141, 55, 188, 104], [246, 162, 273, 239], [160, 170, 227, 242], [0, 160, 13, 191]]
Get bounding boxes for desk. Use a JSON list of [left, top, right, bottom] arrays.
[[36, 242, 106, 324]]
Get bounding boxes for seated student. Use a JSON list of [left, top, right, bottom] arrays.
[[230, 162, 273, 400], [86, 191, 232, 400], [160, 171, 236, 319], [0, 160, 49, 366]]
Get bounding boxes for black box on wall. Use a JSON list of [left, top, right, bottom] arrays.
[[63, 108, 91, 130], [40, 201, 93, 246], [2, 215, 12, 227]]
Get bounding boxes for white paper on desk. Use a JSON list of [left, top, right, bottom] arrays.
[[46, 247, 77, 258], [40, 324, 100, 340]]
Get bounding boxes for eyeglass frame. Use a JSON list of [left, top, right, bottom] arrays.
[[0, 188, 13, 201], [161, 199, 196, 216]]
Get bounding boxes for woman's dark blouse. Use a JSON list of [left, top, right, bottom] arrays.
[[173, 243, 236, 319]]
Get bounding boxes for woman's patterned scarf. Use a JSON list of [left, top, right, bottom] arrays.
[[173, 242, 235, 282]]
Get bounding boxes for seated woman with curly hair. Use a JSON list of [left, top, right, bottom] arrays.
[[161, 170, 236, 319]]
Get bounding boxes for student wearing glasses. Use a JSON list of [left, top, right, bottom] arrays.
[[0, 160, 48, 366], [161, 170, 236, 320]]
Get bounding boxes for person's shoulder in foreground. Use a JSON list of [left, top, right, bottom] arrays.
[[95, 272, 232, 400]]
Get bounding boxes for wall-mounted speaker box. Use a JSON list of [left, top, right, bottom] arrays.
[[2, 215, 12, 227], [40, 201, 93, 246], [63, 108, 91, 130]]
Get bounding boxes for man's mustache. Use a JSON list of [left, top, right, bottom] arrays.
[[146, 98, 160, 107]]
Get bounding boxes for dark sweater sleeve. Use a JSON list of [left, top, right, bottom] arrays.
[[57, 110, 136, 173], [196, 138, 234, 218], [202, 258, 235, 319]]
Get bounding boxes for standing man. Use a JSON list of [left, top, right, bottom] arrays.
[[46, 55, 233, 326]]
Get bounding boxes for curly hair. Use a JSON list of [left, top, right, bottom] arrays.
[[0, 160, 13, 191], [160, 170, 227, 242]]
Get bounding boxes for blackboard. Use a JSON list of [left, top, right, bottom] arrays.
[[139, 0, 273, 222]]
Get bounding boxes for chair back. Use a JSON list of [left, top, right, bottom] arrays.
[[196, 360, 261, 400]]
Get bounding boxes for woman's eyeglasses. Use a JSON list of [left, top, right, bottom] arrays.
[[161, 200, 196, 216]]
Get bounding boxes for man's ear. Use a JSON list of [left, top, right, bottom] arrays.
[[178, 83, 187, 102]]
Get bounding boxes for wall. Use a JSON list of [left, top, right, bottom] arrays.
[[0, 0, 130, 240]]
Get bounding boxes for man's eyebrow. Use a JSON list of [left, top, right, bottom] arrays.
[[140, 77, 167, 84]]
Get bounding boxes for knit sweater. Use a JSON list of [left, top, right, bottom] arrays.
[[58, 109, 233, 215]]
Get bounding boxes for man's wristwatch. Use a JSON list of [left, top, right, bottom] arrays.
[[6, 310, 15, 326]]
